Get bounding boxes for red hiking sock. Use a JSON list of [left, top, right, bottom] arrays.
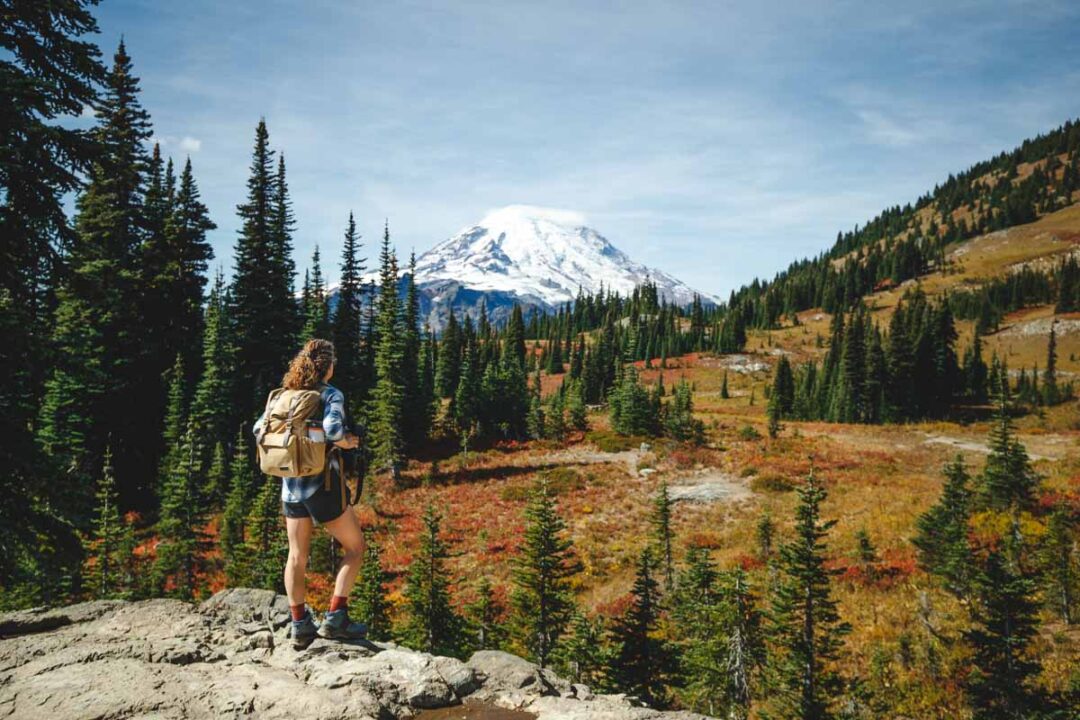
[[328, 595, 349, 613], [290, 604, 306, 621]]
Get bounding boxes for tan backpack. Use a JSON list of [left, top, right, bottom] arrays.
[[255, 387, 327, 479]]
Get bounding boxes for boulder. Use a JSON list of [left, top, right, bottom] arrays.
[[0, 589, 713, 720]]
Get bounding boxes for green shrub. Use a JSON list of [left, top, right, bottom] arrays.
[[738, 424, 762, 441], [586, 430, 641, 453], [751, 473, 795, 493]]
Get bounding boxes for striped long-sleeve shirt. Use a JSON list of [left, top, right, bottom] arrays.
[[252, 382, 347, 503]]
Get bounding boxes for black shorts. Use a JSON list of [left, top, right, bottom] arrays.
[[282, 467, 350, 524]]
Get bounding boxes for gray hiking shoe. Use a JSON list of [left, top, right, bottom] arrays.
[[319, 609, 368, 640], [291, 610, 319, 648]]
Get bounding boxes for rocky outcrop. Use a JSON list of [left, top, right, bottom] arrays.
[[0, 588, 711, 720]]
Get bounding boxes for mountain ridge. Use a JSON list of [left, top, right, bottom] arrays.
[[341, 204, 718, 330]]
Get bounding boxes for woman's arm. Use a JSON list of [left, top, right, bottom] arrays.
[[322, 387, 348, 443]]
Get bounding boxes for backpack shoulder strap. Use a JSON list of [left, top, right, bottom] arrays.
[[257, 388, 287, 439]]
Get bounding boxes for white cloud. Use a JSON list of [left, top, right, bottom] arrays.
[[178, 136, 202, 153], [145, 134, 203, 154]]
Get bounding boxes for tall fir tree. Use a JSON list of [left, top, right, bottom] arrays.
[[510, 480, 582, 667], [153, 424, 208, 600], [0, 0, 105, 601], [401, 505, 463, 657], [83, 448, 128, 600], [401, 252, 431, 448], [243, 477, 286, 592], [370, 222, 406, 477], [38, 39, 153, 515], [187, 269, 233, 479], [436, 307, 463, 399], [977, 383, 1038, 512], [355, 530, 392, 640], [652, 481, 675, 592], [763, 469, 850, 720], [155, 355, 187, 502], [611, 548, 672, 707], [1041, 323, 1059, 406], [301, 244, 329, 340], [330, 212, 368, 415], [964, 547, 1044, 719], [271, 154, 300, 343], [1040, 503, 1077, 625], [142, 154, 214, 394], [230, 120, 293, 427], [913, 456, 975, 600], [221, 431, 253, 586], [465, 577, 508, 651]]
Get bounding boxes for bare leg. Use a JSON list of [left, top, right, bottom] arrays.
[[284, 516, 314, 607], [323, 509, 365, 598]]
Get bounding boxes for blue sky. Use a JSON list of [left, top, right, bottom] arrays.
[[92, 0, 1080, 298]]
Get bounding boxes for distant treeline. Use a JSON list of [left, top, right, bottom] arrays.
[[767, 286, 1073, 430], [719, 119, 1080, 332]]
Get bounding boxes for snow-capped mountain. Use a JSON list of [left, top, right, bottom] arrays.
[[410, 205, 716, 328]]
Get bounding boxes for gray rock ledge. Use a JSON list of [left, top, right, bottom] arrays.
[[0, 588, 712, 720]]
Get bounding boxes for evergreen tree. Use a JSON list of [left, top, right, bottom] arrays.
[[465, 577, 508, 651], [355, 530, 392, 640], [153, 425, 208, 600], [155, 156, 215, 384], [555, 612, 613, 690], [271, 154, 300, 342], [507, 305, 527, 368], [84, 448, 127, 600], [913, 456, 975, 599], [526, 368, 545, 440], [610, 366, 657, 436], [756, 512, 775, 563], [205, 442, 228, 510], [611, 549, 672, 706], [652, 481, 675, 592], [977, 383, 1038, 513], [763, 469, 850, 720], [964, 548, 1044, 719], [566, 378, 588, 431], [665, 379, 704, 443], [244, 477, 286, 592], [401, 252, 431, 448], [454, 347, 482, 448], [302, 244, 330, 339], [401, 505, 463, 657], [1040, 503, 1077, 625], [230, 120, 293, 425], [435, 308, 462, 398], [0, 0, 105, 599], [544, 388, 568, 441], [221, 431, 251, 585], [38, 39, 153, 516], [188, 269, 233, 456], [772, 356, 795, 415], [156, 355, 187, 499], [510, 480, 582, 667], [370, 223, 406, 477], [1042, 323, 1059, 406], [330, 212, 369, 414], [721, 371, 730, 399]]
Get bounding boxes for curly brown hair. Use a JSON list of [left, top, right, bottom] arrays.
[[282, 339, 336, 390]]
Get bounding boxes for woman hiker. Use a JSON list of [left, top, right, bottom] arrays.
[[253, 338, 368, 645]]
